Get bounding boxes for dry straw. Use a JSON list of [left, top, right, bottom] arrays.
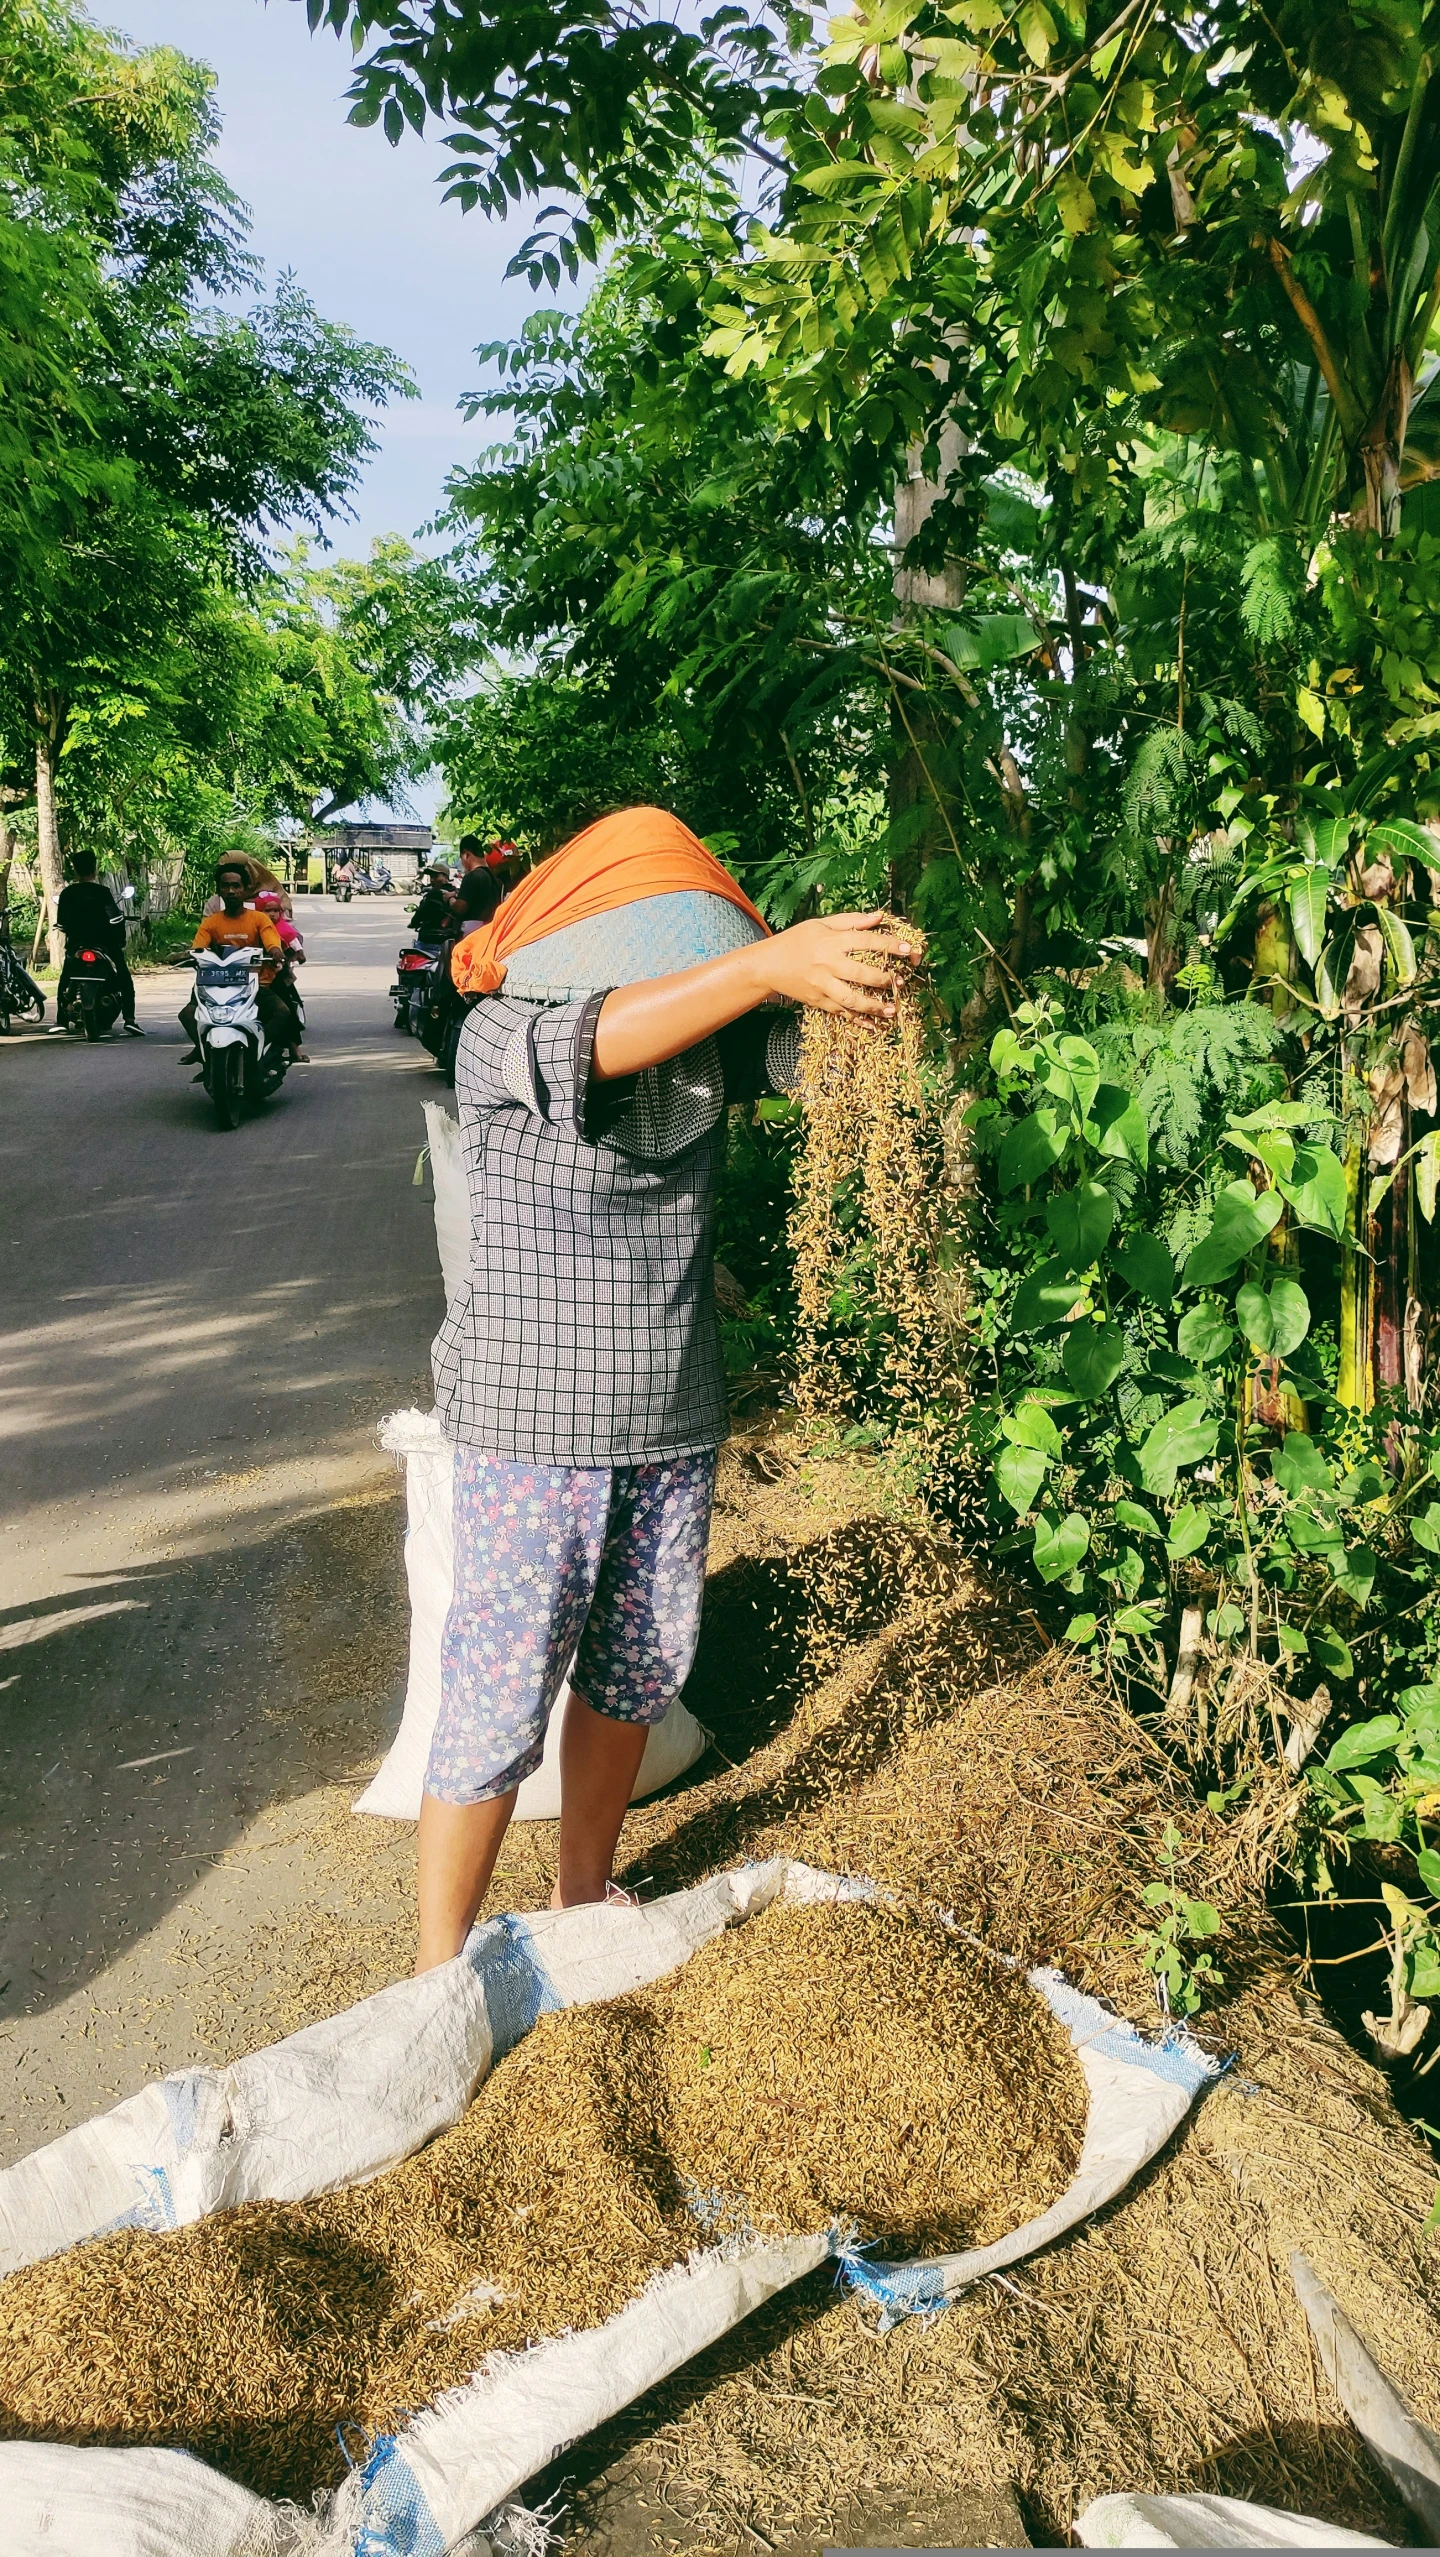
[[0, 1898, 1084, 2508], [791, 979, 961, 1440]]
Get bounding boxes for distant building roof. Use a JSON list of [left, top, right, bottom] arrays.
[[324, 823, 434, 850]]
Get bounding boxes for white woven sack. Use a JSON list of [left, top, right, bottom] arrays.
[[423, 1101, 471, 1310], [0, 1859, 1219, 2557], [0, 2441, 288, 2557], [1077, 2493, 1394, 2549], [354, 1409, 707, 1823]]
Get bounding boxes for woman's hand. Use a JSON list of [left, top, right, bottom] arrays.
[[752, 912, 920, 1018]]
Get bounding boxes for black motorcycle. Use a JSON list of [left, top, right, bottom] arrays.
[[60, 942, 124, 1040], [389, 940, 440, 1034], [0, 917, 46, 1034]]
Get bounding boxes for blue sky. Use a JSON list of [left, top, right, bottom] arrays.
[[106, 0, 549, 554]]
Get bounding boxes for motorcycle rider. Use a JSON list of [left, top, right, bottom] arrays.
[[179, 860, 291, 1062], [253, 891, 309, 1062], [50, 851, 142, 1037], [332, 852, 357, 900], [409, 864, 455, 941]]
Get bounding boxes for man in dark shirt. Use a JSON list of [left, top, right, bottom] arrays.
[[53, 852, 141, 1035]]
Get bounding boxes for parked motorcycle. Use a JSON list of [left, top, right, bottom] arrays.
[[185, 948, 291, 1130], [62, 943, 125, 1040], [0, 918, 45, 1034], [389, 940, 440, 1034]]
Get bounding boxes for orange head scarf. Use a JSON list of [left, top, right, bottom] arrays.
[[450, 806, 768, 997]]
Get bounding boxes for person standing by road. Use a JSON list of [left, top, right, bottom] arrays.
[[50, 852, 142, 1037], [413, 805, 916, 1970]]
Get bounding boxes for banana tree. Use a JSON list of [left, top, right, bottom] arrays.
[[1222, 801, 1440, 1412]]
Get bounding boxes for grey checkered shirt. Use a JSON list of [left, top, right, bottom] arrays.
[[432, 992, 801, 1466]]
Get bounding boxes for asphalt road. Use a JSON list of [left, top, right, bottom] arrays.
[[0, 896, 447, 2154]]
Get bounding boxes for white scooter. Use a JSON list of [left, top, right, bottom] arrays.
[[185, 948, 292, 1130]]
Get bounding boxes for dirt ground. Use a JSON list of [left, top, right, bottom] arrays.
[[6, 1421, 1440, 2549]]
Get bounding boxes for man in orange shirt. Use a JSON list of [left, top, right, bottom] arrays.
[[180, 859, 298, 1059]]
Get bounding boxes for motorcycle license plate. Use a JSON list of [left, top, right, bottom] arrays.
[[200, 965, 250, 987]]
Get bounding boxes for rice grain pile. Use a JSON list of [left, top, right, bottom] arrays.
[[0, 1898, 1085, 2506]]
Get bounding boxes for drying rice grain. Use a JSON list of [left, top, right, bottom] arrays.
[[0, 1900, 1084, 2507]]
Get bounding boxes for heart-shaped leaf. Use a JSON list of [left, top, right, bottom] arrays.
[[1276, 1143, 1346, 1242], [996, 1441, 1049, 1514], [1272, 1432, 1333, 1495], [1181, 1182, 1284, 1287], [1045, 1179, 1115, 1272], [1091, 1082, 1149, 1169], [1002, 1400, 1064, 1455], [1325, 1715, 1402, 1772], [999, 1107, 1068, 1193], [1166, 1503, 1211, 1558], [1138, 1399, 1219, 1498], [1115, 1499, 1162, 1537], [1311, 1626, 1354, 1679], [1011, 1258, 1087, 1333], [1411, 1506, 1440, 1555], [1176, 1303, 1236, 1365], [1032, 1509, 1089, 1580], [1062, 1318, 1125, 1399], [1236, 1275, 1311, 1358], [1112, 1232, 1175, 1304]]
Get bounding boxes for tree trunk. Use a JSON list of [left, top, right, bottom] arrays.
[[0, 808, 13, 920], [34, 713, 64, 967], [1358, 360, 1412, 541]]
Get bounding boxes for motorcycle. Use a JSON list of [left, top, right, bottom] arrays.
[[61, 942, 125, 1040], [389, 939, 440, 1034], [0, 917, 45, 1033], [185, 948, 291, 1130], [333, 871, 354, 905]]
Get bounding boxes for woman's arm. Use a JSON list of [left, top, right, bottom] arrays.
[[591, 911, 917, 1082]]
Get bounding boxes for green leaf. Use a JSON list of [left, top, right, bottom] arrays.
[[1045, 1179, 1115, 1273], [1138, 1399, 1220, 1498], [1368, 816, 1440, 873], [1416, 1848, 1440, 1899], [942, 612, 1043, 674], [1235, 1275, 1311, 1358], [1330, 1544, 1378, 1605], [1017, 0, 1058, 63], [1181, 1182, 1284, 1287], [1002, 1401, 1064, 1455], [1296, 685, 1326, 739], [1417, 1130, 1440, 1225], [798, 160, 891, 195], [1062, 1318, 1126, 1399], [1276, 1622, 1309, 1654], [1091, 1083, 1149, 1170], [1063, 1612, 1098, 1644], [1272, 1432, 1334, 1495], [1289, 869, 1330, 969], [1325, 1715, 1402, 1772], [1113, 1233, 1175, 1305], [1166, 1503, 1211, 1559], [996, 1441, 1049, 1513], [1114, 1601, 1162, 1634], [999, 1107, 1068, 1192], [1032, 1509, 1089, 1581], [1375, 906, 1418, 985], [1311, 1627, 1355, 1679], [1115, 1499, 1162, 1537], [1176, 1303, 1236, 1365], [1411, 1505, 1440, 1555], [1011, 1258, 1087, 1333]]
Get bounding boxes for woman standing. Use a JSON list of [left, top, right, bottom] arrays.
[[416, 806, 913, 1969]]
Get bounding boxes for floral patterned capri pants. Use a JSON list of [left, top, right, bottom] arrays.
[[424, 1448, 718, 1804]]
